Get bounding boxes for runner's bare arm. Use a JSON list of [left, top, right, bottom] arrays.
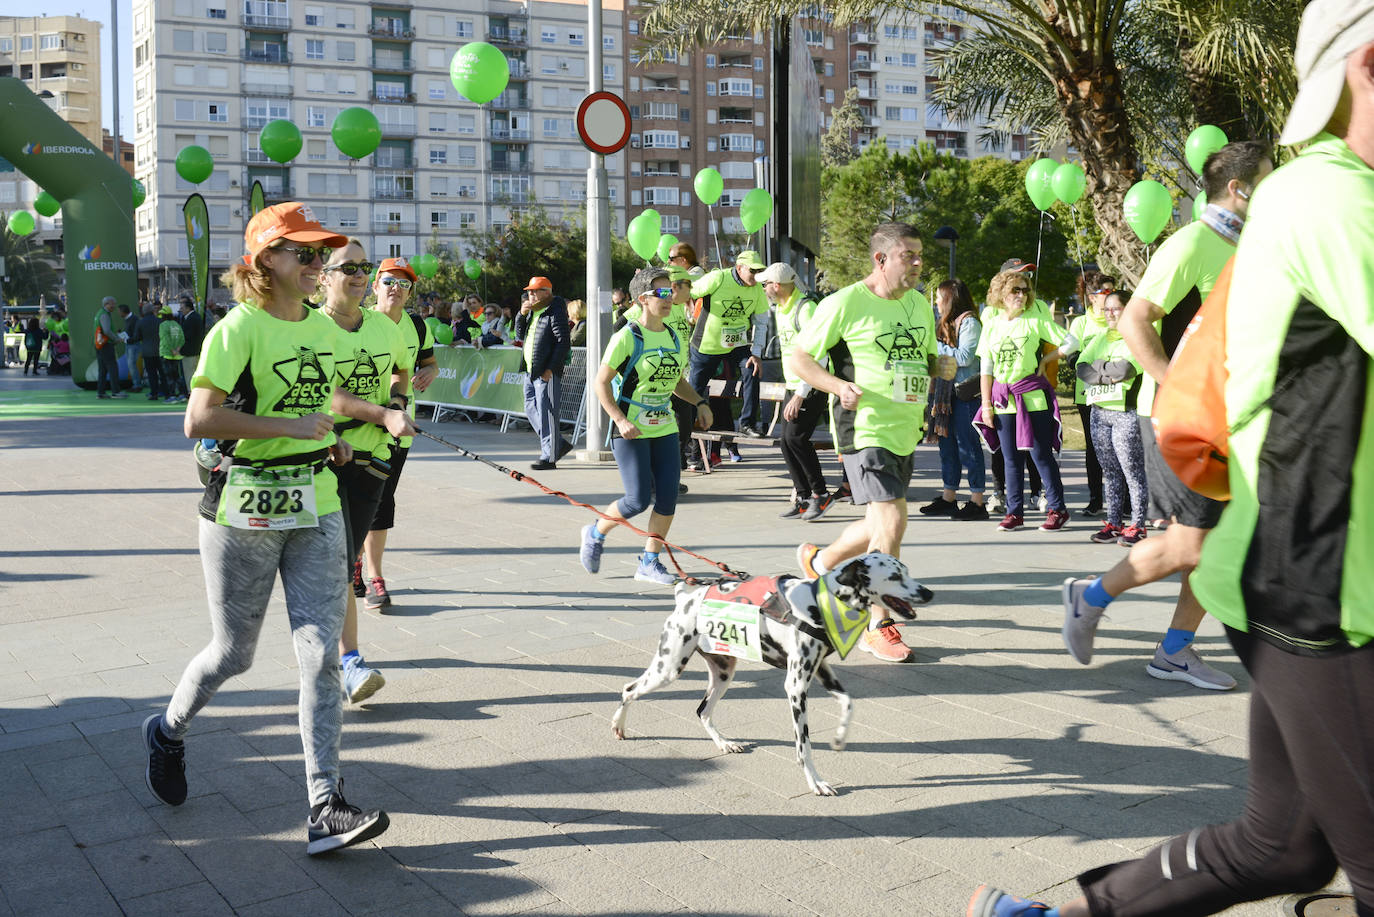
[[1118, 294, 1169, 384], [330, 389, 416, 438], [788, 349, 861, 408], [185, 385, 334, 441]]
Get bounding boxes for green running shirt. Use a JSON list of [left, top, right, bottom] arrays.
[[192, 303, 347, 516], [793, 280, 935, 456], [331, 308, 408, 461], [1192, 134, 1374, 653], [602, 323, 685, 439], [1133, 220, 1236, 417], [370, 307, 428, 449], [774, 288, 818, 388], [689, 267, 768, 355], [975, 309, 1068, 409]]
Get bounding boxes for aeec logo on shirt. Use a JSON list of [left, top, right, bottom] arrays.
[[271, 346, 333, 414], [876, 322, 929, 366], [644, 350, 682, 385], [717, 296, 753, 321]]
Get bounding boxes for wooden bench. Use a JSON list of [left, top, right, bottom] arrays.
[[689, 379, 832, 472]]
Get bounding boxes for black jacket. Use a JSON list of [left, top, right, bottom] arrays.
[[515, 295, 570, 377]]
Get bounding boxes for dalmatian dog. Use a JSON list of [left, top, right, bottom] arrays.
[[611, 552, 933, 796]]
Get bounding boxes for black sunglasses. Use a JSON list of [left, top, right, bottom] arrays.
[[324, 261, 374, 276], [276, 244, 330, 265]]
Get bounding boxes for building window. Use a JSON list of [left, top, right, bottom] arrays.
[[603, 63, 616, 81], [457, 113, 475, 134], [336, 40, 354, 61], [208, 102, 228, 122], [305, 6, 321, 25], [902, 52, 918, 67], [459, 212, 476, 228], [430, 145, 447, 164], [207, 7, 226, 18], [19, 36, 33, 51], [431, 211, 448, 228], [603, 35, 615, 50], [173, 29, 194, 51], [205, 31, 227, 53], [428, 112, 446, 133], [541, 28, 557, 43], [306, 39, 324, 60], [457, 145, 476, 167], [568, 30, 584, 46], [456, 20, 472, 38], [643, 130, 678, 149], [174, 99, 196, 120], [543, 118, 558, 137], [428, 80, 445, 100], [307, 106, 327, 127]]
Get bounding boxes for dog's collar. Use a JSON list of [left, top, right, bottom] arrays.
[[815, 578, 871, 659]]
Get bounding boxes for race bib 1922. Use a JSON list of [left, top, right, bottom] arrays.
[[891, 360, 930, 404]]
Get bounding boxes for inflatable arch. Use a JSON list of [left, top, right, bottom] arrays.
[[0, 76, 138, 388]]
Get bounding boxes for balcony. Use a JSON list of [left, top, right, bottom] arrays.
[[242, 82, 292, 97], [244, 13, 290, 29], [371, 55, 414, 72], [245, 183, 292, 202], [367, 24, 415, 39], [851, 85, 877, 101], [718, 59, 752, 70], [643, 83, 677, 93], [374, 186, 415, 200], [378, 121, 417, 137], [849, 29, 876, 44], [488, 126, 530, 141], [370, 91, 417, 103], [244, 114, 270, 129], [488, 94, 529, 110], [861, 114, 880, 127], [850, 58, 877, 73], [372, 221, 418, 234], [507, 61, 530, 79], [489, 160, 530, 173], [243, 48, 291, 64], [373, 155, 414, 169], [487, 26, 528, 45]]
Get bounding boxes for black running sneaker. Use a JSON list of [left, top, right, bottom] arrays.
[[351, 559, 366, 598], [306, 792, 390, 855], [142, 714, 187, 806]]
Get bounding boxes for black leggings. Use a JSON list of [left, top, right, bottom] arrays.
[[1079, 627, 1374, 916], [779, 389, 828, 497], [1077, 402, 1104, 504], [24, 347, 41, 373]]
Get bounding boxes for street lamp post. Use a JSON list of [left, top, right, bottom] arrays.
[[933, 225, 958, 281]]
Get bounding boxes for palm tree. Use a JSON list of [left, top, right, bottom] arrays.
[[1, 215, 61, 305], [638, 0, 1300, 283]]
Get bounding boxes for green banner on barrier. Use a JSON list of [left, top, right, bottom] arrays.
[[422, 345, 526, 413]]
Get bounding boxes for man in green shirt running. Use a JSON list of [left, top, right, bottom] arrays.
[[687, 250, 770, 438], [1062, 140, 1272, 690], [789, 222, 938, 663], [974, 5, 1374, 913]]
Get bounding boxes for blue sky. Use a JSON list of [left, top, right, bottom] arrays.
[[1, 0, 136, 139]]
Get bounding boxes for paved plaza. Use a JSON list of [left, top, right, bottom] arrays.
[[0, 370, 1349, 916]]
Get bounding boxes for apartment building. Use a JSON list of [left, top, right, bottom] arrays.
[[0, 15, 102, 252], [130, 0, 624, 291]]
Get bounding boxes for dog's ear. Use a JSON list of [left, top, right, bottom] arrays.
[[833, 557, 868, 595]]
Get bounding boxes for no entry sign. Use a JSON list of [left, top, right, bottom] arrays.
[[576, 91, 632, 156]]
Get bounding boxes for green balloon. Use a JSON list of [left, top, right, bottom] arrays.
[[7, 210, 35, 236], [1024, 158, 1059, 211], [175, 145, 214, 184], [132, 179, 146, 209], [413, 253, 439, 278], [259, 119, 303, 164], [739, 188, 773, 234], [1123, 180, 1174, 244], [1192, 192, 1208, 222], [331, 107, 382, 160], [1051, 161, 1086, 205], [627, 211, 661, 260], [434, 324, 454, 345], [693, 168, 723, 206], [34, 191, 60, 217], [450, 42, 510, 105], [657, 234, 678, 262], [464, 258, 482, 279], [1185, 124, 1228, 174]]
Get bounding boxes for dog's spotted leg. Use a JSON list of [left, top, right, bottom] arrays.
[[697, 654, 745, 753], [611, 608, 699, 740], [786, 649, 834, 795], [814, 660, 853, 751]]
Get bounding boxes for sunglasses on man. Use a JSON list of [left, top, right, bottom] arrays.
[[379, 276, 413, 290]]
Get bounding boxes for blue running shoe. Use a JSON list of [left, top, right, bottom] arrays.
[[634, 556, 676, 585], [579, 524, 604, 574], [967, 885, 1051, 917], [342, 656, 385, 704]]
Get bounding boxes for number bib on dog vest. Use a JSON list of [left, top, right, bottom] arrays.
[[696, 600, 763, 662], [720, 324, 747, 349], [891, 360, 930, 404], [216, 465, 319, 530]]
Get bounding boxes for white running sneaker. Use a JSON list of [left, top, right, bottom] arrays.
[[1145, 643, 1237, 690]]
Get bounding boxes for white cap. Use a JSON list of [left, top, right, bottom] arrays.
[[757, 262, 798, 286], [1279, 0, 1374, 145]]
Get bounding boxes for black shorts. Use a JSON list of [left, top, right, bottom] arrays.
[[1139, 414, 1224, 529], [369, 443, 409, 531]]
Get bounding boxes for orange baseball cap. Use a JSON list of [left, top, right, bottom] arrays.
[[376, 256, 417, 283], [524, 276, 553, 291], [242, 202, 347, 260]]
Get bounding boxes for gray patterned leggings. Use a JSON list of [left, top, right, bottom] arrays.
[[164, 512, 347, 807], [1089, 406, 1148, 529]]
